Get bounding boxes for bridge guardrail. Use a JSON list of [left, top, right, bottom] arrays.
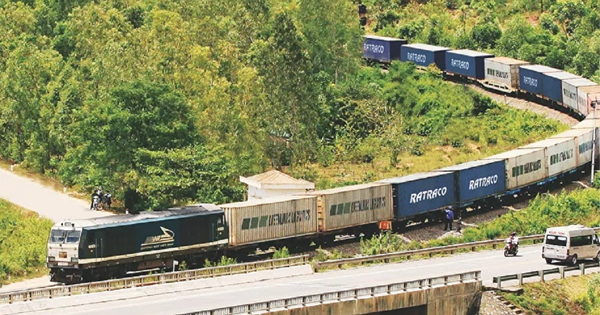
[[177, 271, 482, 315], [314, 227, 600, 270], [314, 234, 543, 270], [493, 262, 600, 288], [0, 255, 309, 305]]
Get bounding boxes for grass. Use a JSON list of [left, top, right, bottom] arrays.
[[0, 200, 54, 285], [288, 104, 568, 189], [500, 274, 598, 315]]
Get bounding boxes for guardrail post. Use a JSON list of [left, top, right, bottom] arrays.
[[444, 276, 448, 285], [497, 277, 502, 289], [517, 274, 523, 286], [580, 263, 586, 275], [560, 267, 565, 279], [370, 287, 374, 297], [540, 270, 545, 282]]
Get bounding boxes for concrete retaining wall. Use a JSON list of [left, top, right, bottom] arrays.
[[267, 281, 482, 315]]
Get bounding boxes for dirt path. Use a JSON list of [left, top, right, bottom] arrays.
[[0, 168, 111, 223]]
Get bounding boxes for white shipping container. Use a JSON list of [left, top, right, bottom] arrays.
[[551, 128, 597, 167], [520, 138, 577, 177], [577, 85, 600, 116], [302, 183, 393, 232], [484, 148, 546, 190], [220, 195, 317, 246], [562, 78, 596, 112], [484, 57, 529, 90]]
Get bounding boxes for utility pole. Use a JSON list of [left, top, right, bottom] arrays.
[[592, 100, 598, 184]]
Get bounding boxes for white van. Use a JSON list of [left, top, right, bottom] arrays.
[[542, 225, 600, 265]]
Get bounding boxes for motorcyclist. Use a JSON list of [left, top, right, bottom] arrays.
[[508, 232, 519, 251], [90, 186, 104, 210]]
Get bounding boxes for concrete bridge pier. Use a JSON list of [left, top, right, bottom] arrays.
[[268, 281, 482, 315]]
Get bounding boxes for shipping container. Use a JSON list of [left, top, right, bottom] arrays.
[[438, 159, 506, 204], [400, 43, 450, 70], [483, 57, 529, 91], [572, 117, 600, 129], [578, 85, 600, 116], [562, 78, 597, 112], [363, 35, 407, 62], [445, 49, 494, 79], [302, 183, 393, 232], [542, 71, 581, 103], [519, 138, 577, 177], [551, 128, 597, 167], [518, 65, 561, 95], [484, 148, 547, 191], [220, 195, 317, 246], [378, 172, 455, 220]]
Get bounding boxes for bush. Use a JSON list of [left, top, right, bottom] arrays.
[[0, 200, 53, 283], [273, 246, 290, 259]]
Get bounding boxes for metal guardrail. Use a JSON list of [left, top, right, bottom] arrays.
[[314, 227, 600, 270], [177, 271, 482, 315], [493, 262, 600, 288], [0, 255, 309, 305], [314, 234, 544, 270]]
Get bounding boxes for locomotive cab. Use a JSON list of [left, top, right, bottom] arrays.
[[47, 221, 83, 283]]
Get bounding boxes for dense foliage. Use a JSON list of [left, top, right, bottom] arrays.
[[0, 0, 362, 210], [0, 199, 53, 283], [0, 0, 564, 210], [293, 63, 564, 188], [362, 0, 600, 81]]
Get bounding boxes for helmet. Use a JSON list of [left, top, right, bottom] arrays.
[[511, 232, 517, 236]]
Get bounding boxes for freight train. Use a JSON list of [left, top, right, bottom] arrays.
[[47, 35, 600, 284]]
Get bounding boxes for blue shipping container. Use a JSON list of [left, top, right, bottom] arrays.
[[542, 71, 581, 103], [400, 43, 450, 70], [438, 159, 506, 204], [378, 172, 455, 219], [445, 50, 494, 79], [518, 65, 560, 95], [363, 35, 407, 62]]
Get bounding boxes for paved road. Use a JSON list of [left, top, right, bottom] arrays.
[[3, 244, 594, 315], [0, 168, 111, 222]]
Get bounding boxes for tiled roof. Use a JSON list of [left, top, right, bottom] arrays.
[[240, 170, 315, 189]]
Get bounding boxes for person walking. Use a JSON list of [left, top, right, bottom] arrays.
[[444, 206, 454, 231]]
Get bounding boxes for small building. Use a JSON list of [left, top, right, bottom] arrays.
[[240, 170, 315, 201]]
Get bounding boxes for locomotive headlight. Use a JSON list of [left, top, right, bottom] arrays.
[[47, 256, 55, 262], [71, 257, 78, 263]]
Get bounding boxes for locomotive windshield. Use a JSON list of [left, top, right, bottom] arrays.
[[49, 229, 81, 243]]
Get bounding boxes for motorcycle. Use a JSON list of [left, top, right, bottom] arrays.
[[90, 192, 111, 211], [504, 238, 518, 257], [91, 194, 101, 211]]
